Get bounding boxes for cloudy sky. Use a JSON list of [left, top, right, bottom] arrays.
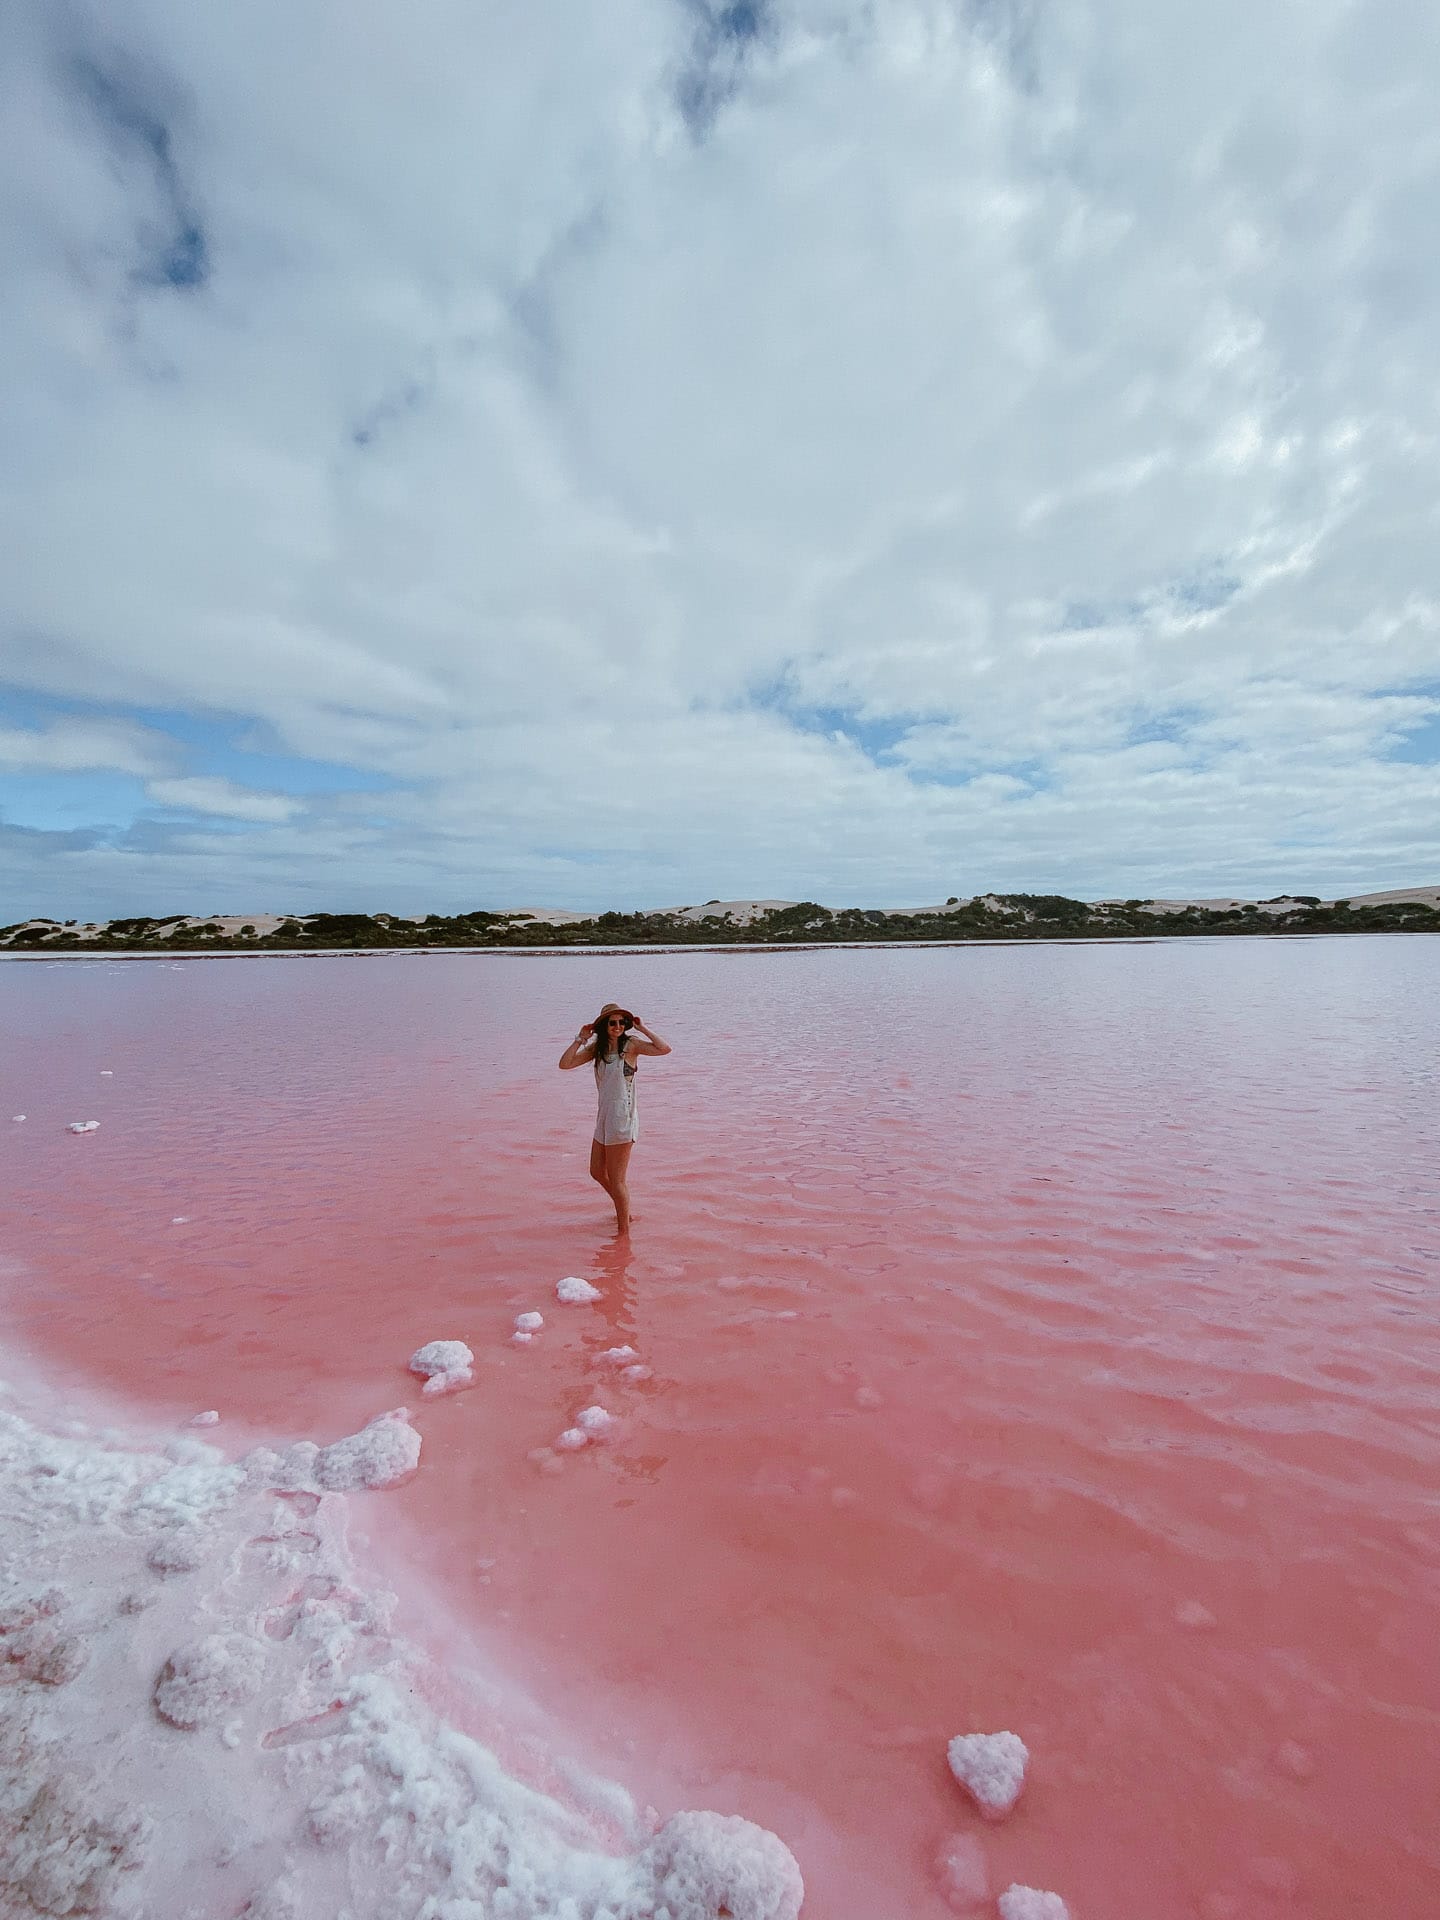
[[2, 0, 1437, 918]]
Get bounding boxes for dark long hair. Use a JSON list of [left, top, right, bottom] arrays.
[[593, 1010, 632, 1062]]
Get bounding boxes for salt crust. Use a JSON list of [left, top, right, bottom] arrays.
[[515, 1312, 544, 1332], [557, 1275, 603, 1304], [998, 1886, 1070, 1920], [577, 1407, 615, 1437], [946, 1730, 1028, 1819], [0, 1393, 803, 1919], [66, 1120, 100, 1133], [597, 1346, 640, 1366], [244, 1408, 421, 1493]]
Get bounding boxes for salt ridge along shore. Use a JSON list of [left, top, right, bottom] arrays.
[[3, 885, 1438, 955], [0, 1355, 803, 1920]]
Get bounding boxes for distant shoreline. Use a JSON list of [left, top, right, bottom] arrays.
[[4, 928, 1438, 963], [4, 887, 1437, 955]]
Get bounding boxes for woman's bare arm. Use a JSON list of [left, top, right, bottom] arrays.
[[627, 1017, 671, 1057], [558, 1025, 596, 1070]]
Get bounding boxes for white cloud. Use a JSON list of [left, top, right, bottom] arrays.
[[0, 717, 176, 776], [144, 776, 300, 823], [1, 0, 1438, 916]]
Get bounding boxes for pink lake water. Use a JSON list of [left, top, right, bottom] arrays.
[[2, 939, 1438, 1918]]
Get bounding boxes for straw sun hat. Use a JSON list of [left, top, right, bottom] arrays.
[[597, 1001, 634, 1024]]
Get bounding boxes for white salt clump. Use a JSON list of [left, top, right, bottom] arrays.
[[420, 1367, 470, 1396], [314, 1409, 421, 1490], [597, 1345, 639, 1366], [191, 1410, 220, 1427], [100, 1069, 114, 1075], [66, 1120, 100, 1134], [247, 1410, 422, 1496], [998, 1886, 1070, 1920], [515, 1311, 544, 1332], [555, 1428, 589, 1451], [409, 1339, 473, 1377], [556, 1275, 602, 1304], [408, 1340, 474, 1394], [622, 1363, 652, 1383], [249, 1439, 319, 1491], [10, 1114, 24, 1122], [154, 1632, 267, 1728], [511, 1330, 534, 1346], [642, 1808, 805, 1920], [947, 1730, 1028, 1820], [171, 1215, 190, 1224], [576, 1406, 614, 1437]]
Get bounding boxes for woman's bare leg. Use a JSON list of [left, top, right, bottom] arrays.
[[603, 1142, 634, 1234], [589, 1137, 611, 1198]]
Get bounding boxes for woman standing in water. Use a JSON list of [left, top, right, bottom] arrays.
[[558, 1003, 672, 1234]]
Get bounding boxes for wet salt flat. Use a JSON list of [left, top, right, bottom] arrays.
[[2, 938, 1439, 1917]]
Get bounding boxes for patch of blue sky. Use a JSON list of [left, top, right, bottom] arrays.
[[1124, 706, 1207, 749], [1386, 711, 1440, 764], [746, 675, 916, 761], [906, 759, 1052, 793], [779, 703, 914, 763], [0, 772, 148, 834], [0, 689, 404, 796], [753, 685, 1053, 782], [137, 807, 257, 838], [163, 731, 405, 798]]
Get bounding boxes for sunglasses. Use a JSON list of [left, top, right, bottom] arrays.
[[605, 1017, 629, 1028]]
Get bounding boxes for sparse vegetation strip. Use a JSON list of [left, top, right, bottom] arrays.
[[4, 891, 1438, 953]]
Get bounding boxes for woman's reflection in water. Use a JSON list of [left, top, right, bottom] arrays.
[[580, 1239, 665, 1487]]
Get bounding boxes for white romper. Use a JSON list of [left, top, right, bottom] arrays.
[[593, 1044, 639, 1145]]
